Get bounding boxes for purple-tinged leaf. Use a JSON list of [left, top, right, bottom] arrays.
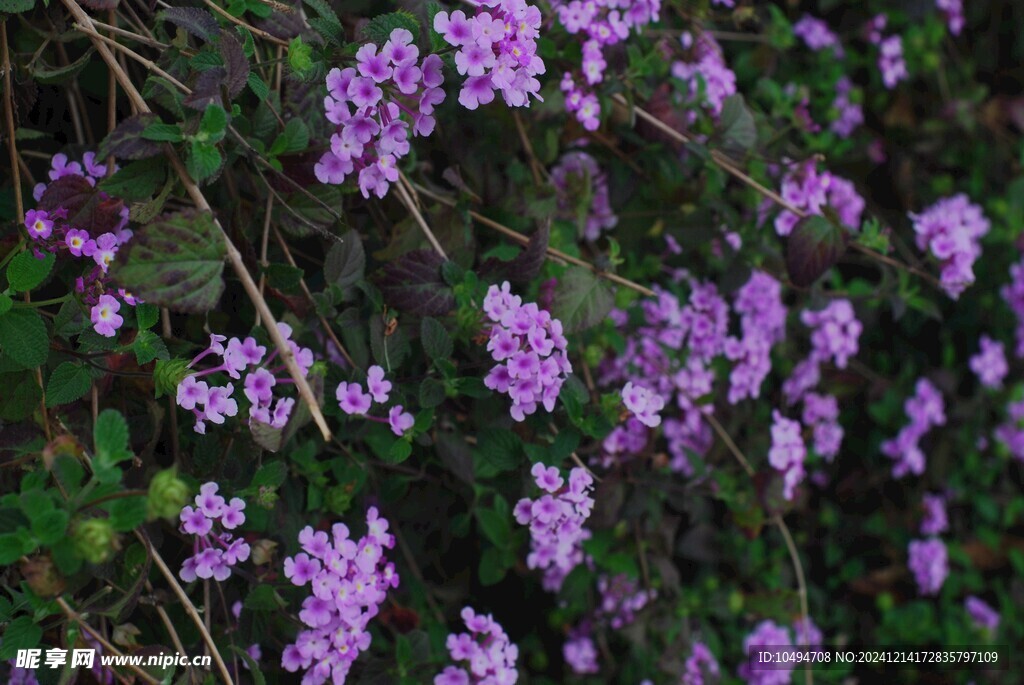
[[219, 30, 250, 98], [375, 249, 455, 317], [109, 209, 226, 313], [478, 219, 549, 285], [785, 214, 849, 288], [157, 7, 219, 41], [38, 175, 127, 236], [184, 67, 227, 110], [98, 114, 163, 161]]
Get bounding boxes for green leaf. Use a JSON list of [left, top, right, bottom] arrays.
[[231, 646, 266, 685], [269, 118, 309, 157], [288, 36, 314, 77], [387, 439, 413, 464], [0, 0, 35, 13], [478, 546, 506, 586], [94, 409, 132, 466], [199, 104, 228, 143], [187, 141, 222, 182], [110, 209, 226, 314], [550, 267, 614, 333], [718, 94, 757, 153], [244, 584, 287, 611], [0, 530, 35, 564], [476, 505, 511, 548], [0, 292, 12, 316], [31, 509, 69, 545], [247, 72, 270, 99], [324, 230, 365, 289], [6, 251, 55, 291], [421, 317, 453, 361], [135, 303, 159, 330], [99, 159, 167, 201], [419, 377, 446, 408], [141, 122, 183, 143], [132, 330, 169, 365], [0, 309, 49, 369], [361, 10, 419, 44], [250, 461, 287, 488], [107, 496, 148, 532], [45, 362, 93, 407], [0, 371, 42, 420], [0, 617, 43, 660], [473, 428, 521, 478]]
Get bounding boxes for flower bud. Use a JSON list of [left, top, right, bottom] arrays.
[[254, 485, 279, 509], [20, 556, 65, 597], [73, 519, 118, 564], [146, 468, 190, 520]]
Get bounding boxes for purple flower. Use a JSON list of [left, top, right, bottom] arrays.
[[563, 633, 598, 674], [769, 410, 806, 501], [621, 381, 665, 428], [388, 405, 414, 436], [195, 482, 226, 517], [221, 497, 246, 529], [531, 463, 563, 493], [459, 75, 496, 110], [908, 538, 948, 596], [336, 381, 373, 415], [177, 376, 209, 411], [284, 553, 322, 586], [739, 620, 792, 685], [178, 483, 248, 581], [920, 493, 948, 535], [64, 227, 89, 255], [366, 365, 392, 403], [682, 641, 720, 685], [356, 44, 392, 83], [205, 385, 238, 424], [90, 295, 123, 338], [244, 368, 276, 405], [911, 194, 990, 299], [965, 595, 999, 633], [180, 506, 212, 536], [436, 608, 518, 685], [434, 10, 475, 47], [970, 335, 1007, 389]]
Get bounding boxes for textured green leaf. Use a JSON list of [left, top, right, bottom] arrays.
[[132, 330, 169, 365], [94, 409, 131, 466], [270, 118, 309, 157], [718, 94, 757, 153], [0, 309, 48, 368], [199, 104, 228, 143], [153, 358, 191, 398], [0, 617, 42, 659], [324, 230, 365, 289], [6, 251, 55, 292], [141, 122, 183, 143], [99, 159, 166, 201], [421, 317, 453, 361], [110, 210, 226, 313], [46, 362, 93, 407], [361, 10, 419, 44], [107, 496, 148, 531], [550, 267, 614, 333], [0, 0, 35, 13], [31, 509, 69, 545], [0, 371, 42, 420], [188, 141, 223, 182], [0, 293, 12, 316]]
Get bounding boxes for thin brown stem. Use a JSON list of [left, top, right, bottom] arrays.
[[411, 183, 656, 297], [513, 111, 545, 185], [55, 597, 162, 685], [395, 175, 448, 259], [255, 195, 273, 328], [66, 3, 332, 441], [203, 0, 289, 46], [2, 21, 24, 225], [702, 410, 755, 477], [775, 513, 813, 685]]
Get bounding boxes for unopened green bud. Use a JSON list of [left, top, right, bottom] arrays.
[[147, 468, 190, 520], [73, 519, 117, 564], [255, 485, 279, 509]]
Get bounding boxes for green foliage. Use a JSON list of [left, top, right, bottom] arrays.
[[0, 309, 49, 369], [6, 251, 55, 292]]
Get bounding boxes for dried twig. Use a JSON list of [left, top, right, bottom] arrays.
[[55, 597, 162, 685], [395, 174, 448, 259]]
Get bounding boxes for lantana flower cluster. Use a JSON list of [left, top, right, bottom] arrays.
[[315, 28, 445, 198], [551, 151, 618, 240], [725, 271, 787, 404], [920, 492, 948, 535], [936, 0, 965, 35], [802, 392, 843, 461], [513, 463, 595, 591], [175, 325, 314, 435], [482, 281, 572, 422], [1000, 256, 1024, 357], [909, 194, 990, 299], [882, 378, 946, 478], [336, 365, 415, 437], [907, 537, 949, 596], [682, 640, 720, 685], [621, 381, 666, 428], [793, 15, 843, 56], [830, 76, 864, 138], [435, 607, 519, 685], [866, 14, 908, 89], [773, 159, 865, 237], [178, 483, 250, 581], [965, 595, 999, 634], [25, 152, 138, 338], [433, 0, 545, 111], [671, 32, 737, 123], [738, 620, 792, 685], [552, 0, 661, 130], [563, 573, 654, 675], [969, 335, 1008, 389], [768, 410, 807, 500], [280, 508, 399, 684]]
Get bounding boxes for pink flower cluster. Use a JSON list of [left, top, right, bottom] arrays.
[[25, 152, 139, 338], [793, 15, 843, 56], [1000, 257, 1024, 357], [315, 29, 445, 198], [671, 32, 737, 122], [280, 508, 399, 684], [965, 596, 999, 634], [178, 483, 250, 581], [596, 573, 655, 629], [725, 271, 787, 404], [621, 381, 666, 428], [768, 410, 806, 500], [910, 194, 990, 299], [738, 620, 792, 685], [433, 0, 545, 111], [866, 15, 908, 89], [936, 0, 965, 35], [994, 399, 1024, 463], [920, 493, 948, 535], [514, 464, 594, 591], [774, 160, 865, 236], [882, 378, 946, 478], [435, 607, 519, 685], [176, 325, 314, 435], [802, 299, 862, 370], [551, 151, 618, 240], [563, 629, 598, 674], [969, 335, 1007, 389], [482, 281, 572, 422], [802, 392, 843, 461], [553, 0, 661, 130], [907, 537, 948, 596], [682, 641, 720, 685], [336, 365, 415, 437], [830, 76, 864, 138]]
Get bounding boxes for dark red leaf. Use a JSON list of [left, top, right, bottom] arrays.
[[375, 249, 455, 317], [785, 214, 848, 288], [478, 219, 550, 285]]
